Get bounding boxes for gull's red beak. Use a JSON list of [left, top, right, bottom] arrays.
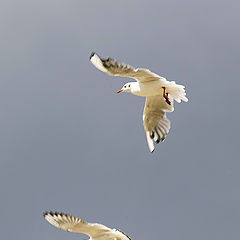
[[117, 89, 123, 93]]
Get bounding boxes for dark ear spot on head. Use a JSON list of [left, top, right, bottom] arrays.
[[128, 84, 130, 87]]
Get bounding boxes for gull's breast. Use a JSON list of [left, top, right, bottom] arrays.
[[132, 81, 163, 97]]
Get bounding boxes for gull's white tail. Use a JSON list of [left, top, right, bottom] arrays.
[[165, 81, 188, 103]]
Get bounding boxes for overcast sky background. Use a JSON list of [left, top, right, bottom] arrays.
[[0, 1, 239, 239]]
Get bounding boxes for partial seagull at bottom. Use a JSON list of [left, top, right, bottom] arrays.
[[43, 211, 131, 240], [90, 52, 188, 152]]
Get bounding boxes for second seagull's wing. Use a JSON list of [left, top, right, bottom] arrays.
[[44, 212, 112, 238]]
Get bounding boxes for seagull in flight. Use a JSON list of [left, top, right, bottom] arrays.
[[90, 52, 188, 152], [44, 211, 131, 240]]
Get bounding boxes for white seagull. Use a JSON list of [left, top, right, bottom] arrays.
[[90, 52, 188, 152], [44, 211, 131, 240]]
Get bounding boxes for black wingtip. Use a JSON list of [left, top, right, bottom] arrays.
[[151, 149, 155, 153], [89, 52, 96, 60], [43, 211, 59, 218], [43, 211, 49, 217]]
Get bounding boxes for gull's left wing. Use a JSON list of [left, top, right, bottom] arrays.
[[143, 95, 174, 152]]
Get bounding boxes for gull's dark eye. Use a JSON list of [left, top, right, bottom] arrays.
[[124, 86, 126, 88]]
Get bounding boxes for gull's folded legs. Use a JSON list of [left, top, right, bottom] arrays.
[[162, 87, 171, 105]]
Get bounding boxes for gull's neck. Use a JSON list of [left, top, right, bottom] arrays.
[[130, 82, 140, 95]]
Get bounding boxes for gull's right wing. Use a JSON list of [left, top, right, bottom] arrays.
[[90, 52, 166, 83]]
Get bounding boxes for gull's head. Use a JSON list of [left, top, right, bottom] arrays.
[[117, 82, 133, 93]]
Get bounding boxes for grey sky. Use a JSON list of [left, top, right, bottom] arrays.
[[0, 0, 239, 239]]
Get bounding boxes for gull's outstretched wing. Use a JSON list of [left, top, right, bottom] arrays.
[[44, 212, 112, 238], [90, 52, 166, 83], [143, 95, 174, 152]]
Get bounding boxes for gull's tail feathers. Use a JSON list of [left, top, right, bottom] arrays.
[[165, 81, 188, 103]]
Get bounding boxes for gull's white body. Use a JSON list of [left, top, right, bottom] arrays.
[[90, 52, 188, 152], [44, 212, 131, 240], [128, 81, 167, 97]]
